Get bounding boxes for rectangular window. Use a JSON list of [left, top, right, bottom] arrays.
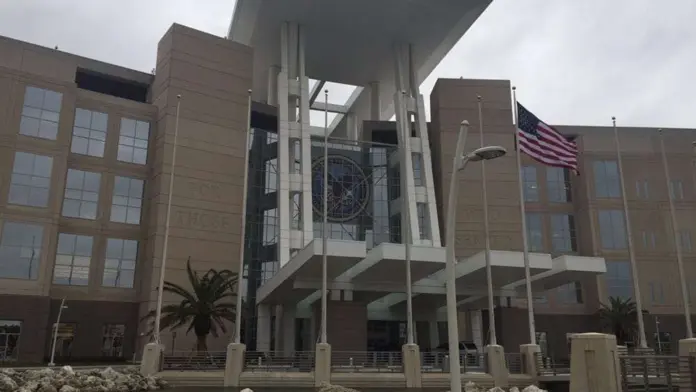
[[0, 320, 21, 362], [550, 214, 577, 253], [598, 210, 627, 249], [525, 212, 544, 251], [593, 160, 621, 198], [101, 324, 125, 357], [0, 222, 43, 280], [71, 108, 108, 157], [679, 230, 692, 252], [547, 167, 571, 202], [264, 159, 278, 194], [110, 176, 144, 224], [412, 153, 423, 186], [53, 233, 93, 286], [641, 230, 656, 249], [605, 260, 633, 301], [669, 180, 684, 200], [20, 86, 62, 140], [417, 202, 428, 240], [62, 169, 101, 220], [263, 209, 278, 245], [521, 166, 539, 202], [103, 239, 137, 288], [649, 281, 665, 304], [8, 151, 53, 207], [635, 180, 649, 199], [557, 282, 583, 304], [117, 118, 149, 164]]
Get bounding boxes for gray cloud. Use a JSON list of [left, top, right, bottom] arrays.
[[1, 0, 694, 128]]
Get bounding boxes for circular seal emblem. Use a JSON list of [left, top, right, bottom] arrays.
[[312, 155, 370, 222]]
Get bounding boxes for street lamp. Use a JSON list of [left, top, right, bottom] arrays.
[[445, 121, 507, 392], [49, 298, 68, 366]]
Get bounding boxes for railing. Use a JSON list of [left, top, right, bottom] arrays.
[[161, 351, 226, 371], [331, 351, 403, 373], [534, 352, 570, 376], [420, 351, 486, 373], [505, 353, 524, 374], [243, 351, 315, 372], [619, 355, 694, 391]]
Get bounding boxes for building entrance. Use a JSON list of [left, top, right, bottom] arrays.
[[367, 320, 405, 351]]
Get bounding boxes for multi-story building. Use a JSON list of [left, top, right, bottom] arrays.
[[0, 2, 694, 364]]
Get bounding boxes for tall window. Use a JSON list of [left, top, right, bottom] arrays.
[[0, 222, 43, 280], [605, 260, 633, 300], [525, 213, 544, 251], [521, 166, 539, 202], [62, 169, 101, 220], [679, 230, 692, 252], [117, 118, 150, 164], [598, 210, 627, 249], [557, 282, 583, 304], [641, 230, 656, 249], [593, 160, 620, 198], [103, 238, 137, 288], [264, 159, 278, 194], [8, 152, 53, 207], [550, 214, 577, 253], [0, 320, 21, 361], [635, 180, 649, 199], [547, 167, 571, 202], [53, 234, 93, 286], [102, 325, 125, 357], [412, 153, 423, 186], [110, 177, 144, 225], [71, 108, 108, 157], [20, 86, 62, 140], [649, 281, 665, 304], [417, 202, 428, 240], [669, 180, 684, 200]]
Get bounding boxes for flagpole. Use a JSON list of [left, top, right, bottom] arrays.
[[320, 89, 329, 344], [477, 95, 497, 346], [659, 129, 692, 338], [233, 89, 252, 344], [512, 86, 536, 345], [154, 94, 181, 345], [612, 116, 647, 348]]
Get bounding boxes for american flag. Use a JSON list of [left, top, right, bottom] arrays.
[[516, 102, 579, 174]]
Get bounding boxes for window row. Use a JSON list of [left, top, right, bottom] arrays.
[[18, 86, 150, 164], [8, 151, 144, 224], [522, 166, 572, 203], [597, 209, 693, 252], [0, 222, 138, 287], [594, 160, 687, 200], [525, 213, 577, 253]]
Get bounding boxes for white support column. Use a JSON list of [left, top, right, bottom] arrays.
[[370, 82, 381, 120], [346, 112, 358, 140], [297, 25, 314, 247], [257, 304, 272, 352]]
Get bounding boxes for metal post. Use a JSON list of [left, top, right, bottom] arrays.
[[233, 90, 253, 343], [49, 297, 66, 366], [445, 121, 469, 392], [154, 94, 182, 345], [320, 89, 329, 344], [512, 87, 536, 344], [612, 116, 647, 348], [477, 96, 497, 346]]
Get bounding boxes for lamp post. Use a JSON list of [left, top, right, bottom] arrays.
[[445, 121, 507, 392], [49, 298, 68, 366]]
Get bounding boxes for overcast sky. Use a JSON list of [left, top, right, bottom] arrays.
[[1, 0, 694, 128]]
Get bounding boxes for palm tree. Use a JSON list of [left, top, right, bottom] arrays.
[[598, 296, 647, 346], [143, 258, 239, 353]]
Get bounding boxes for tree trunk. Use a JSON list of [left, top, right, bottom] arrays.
[[196, 334, 208, 354]]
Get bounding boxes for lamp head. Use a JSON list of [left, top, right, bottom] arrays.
[[468, 146, 507, 162]]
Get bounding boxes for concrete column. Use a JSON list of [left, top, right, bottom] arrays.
[[257, 304, 272, 352], [369, 82, 381, 120], [520, 343, 541, 379], [428, 320, 439, 349], [223, 343, 245, 387], [314, 343, 332, 386], [282, 305, 297, 355], [402, 343, 422, 387], [140, 343, 162, 376], [569, 333, 620, 392], [485, 344, 508, 388]]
